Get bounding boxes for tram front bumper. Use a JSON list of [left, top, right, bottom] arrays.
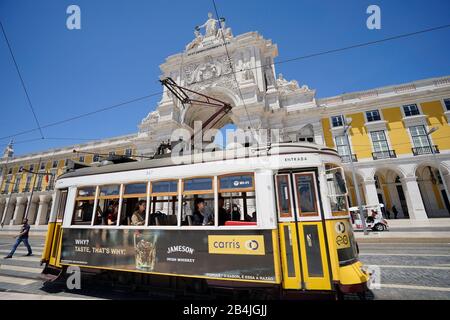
[[338, 261, 370, 293]]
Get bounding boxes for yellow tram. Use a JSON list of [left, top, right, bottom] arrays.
[[41, 142, 370, 298]]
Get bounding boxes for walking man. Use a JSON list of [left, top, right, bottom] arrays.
[[4, 218, 32, 259]]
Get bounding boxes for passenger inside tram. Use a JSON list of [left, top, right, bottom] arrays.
[[219, 192, 257, 225], [218, 196, 231, 225], [107, 201, 119, 225], [131, 200, 146, 226], [181, 195, 214, 226]]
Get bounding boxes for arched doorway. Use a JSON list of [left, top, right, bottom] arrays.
[[372, 168, 409, 219], [416, 164, 450, 218]]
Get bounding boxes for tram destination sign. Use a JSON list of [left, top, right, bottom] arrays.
[[60, 229, 277, 283]]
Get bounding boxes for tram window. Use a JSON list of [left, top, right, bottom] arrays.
[[94, 185, 121, 226], [181, 194, 214, 226], [326, 166, 349, 215], [218, 173, 256, 226], [120, 183, 148, 226], [72, 186, 97, 225], [149, 180, 179, 226], [56, 189, 68, 221], [219, 192, 256, 226], [275, 175, 292, 218], [122, 198, 147, 226], [182, 177, 214, 226], [72, 200, 95, 225], [294, 173, 318, 216]]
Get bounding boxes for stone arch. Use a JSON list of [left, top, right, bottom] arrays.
[[181, 85, 240, 130], [370, 167, 408, 219], [416, 163, 450, 218]]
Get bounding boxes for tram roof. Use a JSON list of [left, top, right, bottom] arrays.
[[58, 143, 339, 179]]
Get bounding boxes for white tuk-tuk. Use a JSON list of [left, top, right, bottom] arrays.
[[349, 204, 389, 231]]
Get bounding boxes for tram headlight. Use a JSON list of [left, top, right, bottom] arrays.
[[360, 265, 369, 275]]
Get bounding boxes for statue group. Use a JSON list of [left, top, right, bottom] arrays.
[[186, 13, 232, 51]]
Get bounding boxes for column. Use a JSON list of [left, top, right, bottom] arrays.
[[10, 196, 27, 225], [401, 176, 428, 220], [26, 196, 39, 224], [2, 198, 15, 225], [0, 198, 5, 223], [35, 195, 52, 225], [362, 179, 379, 206]]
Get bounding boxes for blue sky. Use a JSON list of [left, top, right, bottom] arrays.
[[1, 0, 449, 156]]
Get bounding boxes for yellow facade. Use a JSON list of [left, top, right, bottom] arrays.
[[321, 100, 450, 157], [422, 101, 450, 151], [1, 147, 136, 194]]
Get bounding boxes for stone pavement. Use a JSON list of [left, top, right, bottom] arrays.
[[354, 218, 450, 242]]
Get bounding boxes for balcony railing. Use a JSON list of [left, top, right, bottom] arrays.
[[340, 154, 358, 163], [412, 145, 440, 156], [372, 150, 397, 160]]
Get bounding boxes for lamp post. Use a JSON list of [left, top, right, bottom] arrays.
[[343, 117, 369, 235], [426, 127, 450, 206], [1, 140, 14, 227]]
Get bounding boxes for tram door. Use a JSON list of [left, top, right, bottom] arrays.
[[276, 172, 332, 291], [46, 189, 68, 267]]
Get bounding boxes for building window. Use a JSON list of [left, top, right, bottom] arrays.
[[40, 162, 46, 170], [366, 110, 381, 122], [79, 156, 85, 163], [29, 165, 34, 172], [403, 104, 420, 117], [335, 136, 350, 157], [47, 173, 56, 190], [8, 168, 12, 175], [52, 160, 58, 168], [24, 175, 32, 192], [331, 115, 344, 127], [444, 98, 450, 111], [18, 166, 24, 173], [3, 176, 11, 194], [410, 125, 429, 147], [13, 176, 21, 193], [64, 159, 69, 166], [370, 130, 392, 159], [410, 125, 431, 150], [109, 151, 116, 157], [93, 154, 100, 162], [35, 174, 43, 191], [125, 148, 133, 157], [298, 137, 314, 143]]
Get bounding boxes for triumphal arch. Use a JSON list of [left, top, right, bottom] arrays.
[[134, 13, 323, 156]]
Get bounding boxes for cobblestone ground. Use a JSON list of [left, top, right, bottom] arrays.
[[359, 242, 450, 300], [0, 234, 449, 300]]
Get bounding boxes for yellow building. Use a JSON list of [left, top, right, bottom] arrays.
[[0, 134, 136, 226], [320, 78, 450, 219]]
